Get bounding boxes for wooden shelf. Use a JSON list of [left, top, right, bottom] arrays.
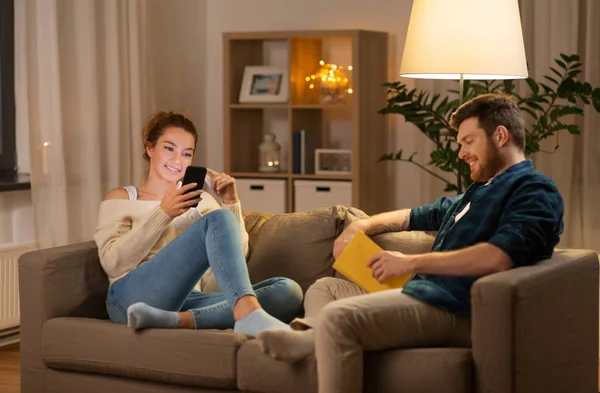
[[292, 174, 352, 181], [231, 172, 289, 179], [291, 104, 352, 110], [230, 104, 288, 109], [229, 104, 352, 110], [231, 172, 353, 181], [223, 30, 391, 215]]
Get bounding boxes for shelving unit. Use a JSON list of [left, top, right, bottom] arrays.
[[223, 30, 392, 215]]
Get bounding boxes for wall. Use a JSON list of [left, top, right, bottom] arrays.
[[146, 0, 207, 166], [0, 0, 208, 247], [204, 0, 435, 210]]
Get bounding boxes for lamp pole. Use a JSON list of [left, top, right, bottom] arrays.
[[457, 73, 464, 195]]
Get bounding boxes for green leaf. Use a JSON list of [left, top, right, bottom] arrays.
[[550, 67, 563, 78], [593, 99, 600, 112], [555, 59, 567, 69], [525, 101, 545, 111], [395, 150, 403, 160], [378, 153, 394, 162], [407, 152, 417, 161], [543, 75, 559, 85], [521, 107, 539, 120], [580, 95, 590, 105], [562, 106, 584, 116], [560, 53, 571, 63], [570, 62, 583, 70], [570, 54, 581, 62], [444, 183, 458, 193], [567, 125, 581, 135], [593, 88, 600, 100], [526, 78, 539, 94]]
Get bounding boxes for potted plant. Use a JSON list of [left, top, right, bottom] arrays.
[[378, 54, 600, 192]]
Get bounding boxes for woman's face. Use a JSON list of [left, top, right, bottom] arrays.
[[146, 127, 195, 183]]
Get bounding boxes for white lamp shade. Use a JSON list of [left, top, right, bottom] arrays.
[[400, 0, 528, 80]]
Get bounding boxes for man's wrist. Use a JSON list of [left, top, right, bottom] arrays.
[[349, 219, 369, 233], [410, 254, 427, 274]]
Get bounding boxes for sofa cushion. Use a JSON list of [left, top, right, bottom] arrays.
[[237, 340, 473, 393], [42, 317, 248, 389], [202, 206, 346, 294]]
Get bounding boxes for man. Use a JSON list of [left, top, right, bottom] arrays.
[[256, 93, 564, 393]]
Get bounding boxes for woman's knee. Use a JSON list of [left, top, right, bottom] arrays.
[[269, 277, 303, 307], [259, 277, 304, 321], [205, 208, 235, 221]]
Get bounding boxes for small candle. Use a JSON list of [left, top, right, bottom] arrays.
[[41, 142, 51, 176]]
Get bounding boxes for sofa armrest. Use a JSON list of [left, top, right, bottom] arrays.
[[18, 240, 108, 393], [471, 249, 599, 393]]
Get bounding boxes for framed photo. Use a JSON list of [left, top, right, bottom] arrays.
[[315, 149, 352, 175], [239, 66, 289, 103]]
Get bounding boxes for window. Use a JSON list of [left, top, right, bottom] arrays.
[[0, 0, 15, 179]]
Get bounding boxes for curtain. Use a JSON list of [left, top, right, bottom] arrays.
[[15, 0, 155, 248], [408, 0, 600, 251]]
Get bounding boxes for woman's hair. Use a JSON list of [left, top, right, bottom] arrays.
[[142, 111, 198, 162]]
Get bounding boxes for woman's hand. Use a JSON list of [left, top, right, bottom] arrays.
[[207, 168, 239, 205], [160, 182, 203, 218]]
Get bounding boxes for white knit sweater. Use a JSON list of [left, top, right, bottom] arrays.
[[93, 187, 249, 285]]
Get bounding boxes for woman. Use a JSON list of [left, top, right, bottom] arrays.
[[94, 111, 302, 337]]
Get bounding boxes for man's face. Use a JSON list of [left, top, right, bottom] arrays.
[[457, 118, 504, 183]]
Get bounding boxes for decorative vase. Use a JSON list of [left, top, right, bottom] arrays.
[[259, 132, 281, 172]]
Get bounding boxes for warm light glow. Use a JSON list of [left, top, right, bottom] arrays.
[[347, 88, 353, 94], [347, 66, 353, 71], [305, 61, 352, 103], [43, 142, 51, 147], [400, 0, 528, 80]]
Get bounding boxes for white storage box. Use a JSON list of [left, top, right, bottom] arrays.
[[294, 180, 352, 212], [235, 178, 286, 214]]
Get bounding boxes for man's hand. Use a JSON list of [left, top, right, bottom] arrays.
[[367, 251, 417, 283]]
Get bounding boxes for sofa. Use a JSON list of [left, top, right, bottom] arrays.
[[19, 205, 599, 393]]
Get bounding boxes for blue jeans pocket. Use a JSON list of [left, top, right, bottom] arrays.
[[106, 300, 127, 325]]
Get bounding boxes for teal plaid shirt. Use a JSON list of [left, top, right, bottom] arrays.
[[402, 160, 564, 316]]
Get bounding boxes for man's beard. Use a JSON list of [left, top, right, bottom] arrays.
[[469, 141, 504, 182]]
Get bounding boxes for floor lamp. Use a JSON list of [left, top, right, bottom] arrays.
[[399, 0, 529, 194]]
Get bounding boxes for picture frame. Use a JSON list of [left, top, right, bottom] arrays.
[[239, 66, 289, 103], [315, 148, 352, 175]]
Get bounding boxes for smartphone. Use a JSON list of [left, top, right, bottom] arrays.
[[181, 166, 207, 208]]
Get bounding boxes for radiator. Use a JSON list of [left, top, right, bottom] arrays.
[[0, 242, 37, 334]]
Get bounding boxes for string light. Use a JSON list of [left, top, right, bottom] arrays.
[[305, 60, 353, 103]]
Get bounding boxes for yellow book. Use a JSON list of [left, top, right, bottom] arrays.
[[332, 231, 414, 293]]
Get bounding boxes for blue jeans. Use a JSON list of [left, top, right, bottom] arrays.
[[105, 209, 303, 329]]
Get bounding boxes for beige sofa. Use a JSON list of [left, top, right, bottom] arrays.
[[19, 206, 599, 393]]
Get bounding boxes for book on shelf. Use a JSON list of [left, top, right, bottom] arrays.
[[293, 129, 317, 174]]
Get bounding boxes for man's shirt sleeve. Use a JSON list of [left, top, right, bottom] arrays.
[[488, 180, 564, 267], [410, 195, 461, 232]]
